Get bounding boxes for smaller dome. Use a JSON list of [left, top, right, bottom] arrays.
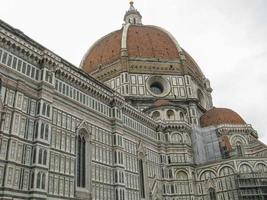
[[200, 107, 246, 127], [153, 99, 172, 107]]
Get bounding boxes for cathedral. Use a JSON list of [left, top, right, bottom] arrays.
[[0, 2, 266, 200]]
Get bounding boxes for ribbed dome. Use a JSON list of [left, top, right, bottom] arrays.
[[81, 25, 181, 72], [80, 2, 205, 82], [200, 107, 246, 127], [81, 29, 123, 73], [80, 25, 204, 79]]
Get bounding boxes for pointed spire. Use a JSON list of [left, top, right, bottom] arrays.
[[124, 1, 142, 25]]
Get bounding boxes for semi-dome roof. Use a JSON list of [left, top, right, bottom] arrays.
[[200, 107, 246, 127], [80, 2, 205, 81]]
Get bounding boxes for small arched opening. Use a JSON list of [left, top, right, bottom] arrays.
[[152, 111, 160, 121], [166, 110, 175, 120]]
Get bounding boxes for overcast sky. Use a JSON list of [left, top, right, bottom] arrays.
[[1, 0, 266, 143]]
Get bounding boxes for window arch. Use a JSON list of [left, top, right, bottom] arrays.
[[166, 110, 175, 120], [219, 166, 234, 177], [38, 149, 43, 164], [77, 134, 86, 188], [37, 172, 41, 188], [256, 163, 267, 173], [33, 148, 36, 164], [179, 112, 184, 121], [41, 173, 46, 189], [30, 172, 35, 188], [40, 123, 44, 139], [139, 159, 145, 198], [43, 150, 47, 165], [239, 164, 252, 174], [152, 111, 160, 121], [47, 105, 50, 117], [35, 122, 39, 139], [42, 103, 46, 116], [115, 188, 119, 200], [172, 133, 182, 143], [176, 171, 188, 180], [208, 188, 217, 200], [200, 170, 216, 181], [231, 135, 247, 145], [45, 124, 49, 140], [236, 142, 243, 156]]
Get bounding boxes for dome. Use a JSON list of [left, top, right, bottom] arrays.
[[80, 2, 205, 81], [200, 107, 246, 127], [81, 25, 182, 71]]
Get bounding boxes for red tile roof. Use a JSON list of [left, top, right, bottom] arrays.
[[200, 107, 246, 127]]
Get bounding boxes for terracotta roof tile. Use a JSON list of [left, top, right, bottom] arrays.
[[200, 107, 246, 127]]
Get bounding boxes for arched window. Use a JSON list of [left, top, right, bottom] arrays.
[[120, 189, 123, 200], [115, 171, 118, 183], [43, 150, 47, 165], [37, 172, 41, 188], [45, 124, 49, 140], [172, 133, 182, 143], [38, 149, 43, 164], [121, 172, 124, 183], [236, 142, 243, 156], [47, 105, 50, 117], [33, 148, 36, 164], [239, 164, 252, 174], [256, 163, 267, 173], [133, 18, 136, 24], [168, 156, 171, 164], [179, 112, 184, 121], [35, 122, 39, 139], [40, 123, 44, 139], [42, 103, 46, 116], [152, 111, 160, 121], [139, 159, 145, 198], [208, 188, 217, 200], [77, 135, 86, 188], [176, 171, 188, 180], [41, 173, 46, 189], [31, 172, 35, 188], [200, 171, 216, 181], [115, 189, 119, 200], [166, 110, 175, 120], [37, 102, 40, 115]]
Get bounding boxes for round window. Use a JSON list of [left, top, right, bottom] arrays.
[[150, 82, 164, 94], [146, 76, 171, 97]]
